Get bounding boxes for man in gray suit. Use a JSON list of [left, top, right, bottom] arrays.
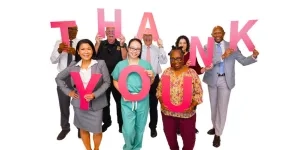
[[203, 26, 260, 148]]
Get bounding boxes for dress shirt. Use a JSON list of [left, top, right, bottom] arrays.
[[141, 44, 168, 74], [75, 59, 98, 89], [50, 38, 79, 72]]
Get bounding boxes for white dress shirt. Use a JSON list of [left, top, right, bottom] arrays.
[[141, 44, 168, 74], [50, 38, 79, 72], [75, 59, 98, 89]]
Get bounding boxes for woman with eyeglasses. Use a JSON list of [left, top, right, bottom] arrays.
[[111, 38, 155, 150], [156, 46, 203, 150]]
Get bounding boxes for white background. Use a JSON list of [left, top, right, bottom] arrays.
[[0, 0, 299, 149]]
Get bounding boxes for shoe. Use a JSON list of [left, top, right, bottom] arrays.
[[118, 124, 123, 133], [207, 128, 215, 135], [150, 129, 157, 138], [213, 135, 221, 147], [78, 128, 81, 138], [176, 129, 180, 135], [57, 129, 70, 140]]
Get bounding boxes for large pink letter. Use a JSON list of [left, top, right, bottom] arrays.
[[162, 75, 192, 112], [50, 21, 76, 47], [136, 12, 159, 41], [229, 20, 258, 51], [97, 8, 121, 38], [118, 65, 150, 101], [190, 36, 214, 67], [70, 72, 102, 110]]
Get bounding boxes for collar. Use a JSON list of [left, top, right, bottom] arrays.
[[69, 38, 77, 42], [75, 59, 98, 68], [215, 40, 224, 45], [144, 44, 152, 48]]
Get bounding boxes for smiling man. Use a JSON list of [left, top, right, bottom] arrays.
[[50, 25, 81, 140], [141, 28, 168, 138], [94, 27, 127, 133], [203, 26, 260, 148]]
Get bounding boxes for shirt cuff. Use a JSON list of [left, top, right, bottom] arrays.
[[252, 55, 258, 61]]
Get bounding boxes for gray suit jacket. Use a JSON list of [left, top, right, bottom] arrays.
[[203, 41, 257, 90], [55, 60, 111, 110]]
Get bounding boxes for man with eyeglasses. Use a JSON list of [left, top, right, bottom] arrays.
[[141, 28, 168, 138], [50, 25, 81, 140], [94, 27, 127, 133]]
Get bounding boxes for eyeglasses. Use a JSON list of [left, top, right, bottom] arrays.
[[129, 47, 141, 52], [170, 57, 183, 62]]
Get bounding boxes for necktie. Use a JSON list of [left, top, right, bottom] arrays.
[[216, 43, 224, 74], [146, 46, 151, 63], [67, 40, 73, 66]]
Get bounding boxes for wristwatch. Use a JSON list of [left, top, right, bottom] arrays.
[[120, 43, 127, 48]]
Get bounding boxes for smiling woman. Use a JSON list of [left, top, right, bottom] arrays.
[[55, 39, 111, 150], [111, 38, 156, 150]]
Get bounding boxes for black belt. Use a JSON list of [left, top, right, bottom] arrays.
[[217, 73, 225, 76]]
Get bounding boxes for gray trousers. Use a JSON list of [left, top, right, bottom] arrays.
[[57, 77, 72, 130], [208, 76, 231, 136]]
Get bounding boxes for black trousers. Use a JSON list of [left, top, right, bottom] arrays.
[[148, 75, 160, 130], [57, 77, 72, 130], [102, 77, 122, 128]]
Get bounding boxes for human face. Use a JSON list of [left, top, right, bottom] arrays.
[[178, 38, 187, 52], [211, 27, 225, 43], [78, 43, 93, 61], [128, 41, 141, 59], [170, 50, 184, 70], [106, 27, 116, 44], [143, 34, 152, 46], [68, 26, 78, 40]]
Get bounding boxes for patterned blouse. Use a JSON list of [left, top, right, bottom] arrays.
[[156, 67, 203, 118]]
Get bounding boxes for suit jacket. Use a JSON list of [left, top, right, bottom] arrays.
[[55, 60, 111, 110], [203, 41, 257, 90]]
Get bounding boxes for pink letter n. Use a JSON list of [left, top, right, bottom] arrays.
[[190, 36, 214, 67]]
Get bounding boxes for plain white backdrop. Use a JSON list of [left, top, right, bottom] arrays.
[[0, 0, 299, 149]]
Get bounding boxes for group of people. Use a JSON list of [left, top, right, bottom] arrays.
[[50, 25, 259, 150]]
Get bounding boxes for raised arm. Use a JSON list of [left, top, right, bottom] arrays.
[[50, 40, 62, 64], [234, 47, 257, 66], [158, 46, 168, 64]]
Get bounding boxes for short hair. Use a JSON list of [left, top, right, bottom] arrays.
[[75, 39, 97, 62]]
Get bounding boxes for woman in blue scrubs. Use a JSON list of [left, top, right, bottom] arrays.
[[111, 38, 155, 150]]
